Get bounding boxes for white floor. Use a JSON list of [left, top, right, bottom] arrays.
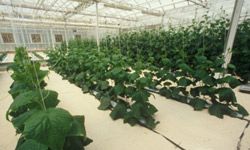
[[0, 70, 250, 150]]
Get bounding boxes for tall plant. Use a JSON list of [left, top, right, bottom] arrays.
[[7, 47, 92, 150]]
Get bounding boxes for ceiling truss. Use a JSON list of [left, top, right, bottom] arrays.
[[0, 0, 247, 29]]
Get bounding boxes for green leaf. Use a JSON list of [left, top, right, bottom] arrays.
[[217, 87, 237, 103], [98, 96, 111, 110], [162, 58, 171, 67], [194, 70, 207, 79], [67, 116, 86, 137], [190, 87, 199, 97], [136, 77, 151, 88], [202, 76, 215, 86], [128, 72, 139, 82], [217, 76, 241, 89], [113, 84, 125, 95], [165, 73, 177, 82], [125, 86, 136, 97], [16, 139, 48, 150], [189, 98, 207, 111], [179, 63, 193, 73], [131, 102, 143, 119], [110, 101, 128, 120], [208, 103, 237, 118], [12, 109, 38, 133], [123, 112, 138, 126], [23, 108, 73, 150], [132, 90, 150, 102], [98, 81, 109, 90], [177, 77, 192, 86], [195, 55, 207, 63], [8, 90, 59, 113], [237, 104, 249, 116], [147, 103, 158, 115], [110, 67, 122, 76], [227, 64, 236, 71], [159, 87, 172, 98], [63, 136, 92, 150], [81, 85, 89, 93], [9, 81, 32, 98], [208, 104, 224, 118]]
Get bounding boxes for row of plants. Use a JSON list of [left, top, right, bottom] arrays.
[[47, 40, 159, 129], [151, 54, 248, 118], [48, 38, 248, 128], [100, 15, 250, 82], [7, 47, 92, 150]]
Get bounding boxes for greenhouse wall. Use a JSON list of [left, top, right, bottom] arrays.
[[0, 24, 118, 52]]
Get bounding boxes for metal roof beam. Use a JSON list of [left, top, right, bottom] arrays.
[[186, 0, 208, 8], [0, 17, 128, 29], [0, 1, 137, 22], [64, 0, 94, 19]]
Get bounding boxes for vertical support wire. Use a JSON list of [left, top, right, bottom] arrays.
[[95, 1, 100, 51]]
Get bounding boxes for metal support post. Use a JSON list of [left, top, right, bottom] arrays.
[[95, 1, 100, 51], [223, 0, 244, 68], [50, 28, 55, 49]]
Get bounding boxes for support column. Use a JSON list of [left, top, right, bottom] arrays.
[[64, 24, 68, 47], [50, 28, 55, 49], [95, 1, 100, 51], [223, 0, 244, 68]]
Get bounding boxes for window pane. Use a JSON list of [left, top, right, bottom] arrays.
[[31, 34, 41, 43], [1, 33, 15, 43], [55, 34, 63, 42], [75, 34, 81, 39]]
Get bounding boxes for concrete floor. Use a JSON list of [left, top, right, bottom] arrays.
[[0, 70, 250, 150]]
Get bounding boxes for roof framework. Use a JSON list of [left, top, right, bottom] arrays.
[[0, 0, 250, 29]]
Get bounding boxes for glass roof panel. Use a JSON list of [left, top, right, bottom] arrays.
[[0, 0, 249, 28]]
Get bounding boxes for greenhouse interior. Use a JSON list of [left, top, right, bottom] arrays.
[[0, 0, 250, 149]]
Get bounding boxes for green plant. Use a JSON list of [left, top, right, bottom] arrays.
[[48, 39, 159, 129], [100, 14, 249, 119], [101, 15, 250, 82], [157, 55, 248, 118], [232, 19, 250, 82], [0, 52, 7, 61], [7, 47, 92, 150]]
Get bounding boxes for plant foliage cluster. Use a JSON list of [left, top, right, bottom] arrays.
[[48, 39, 159, 129], [0, 52, 7, 61], [48, 39, 248, 129], [7, 47, 92, 150], [47, 16, 249, 128], [100, 16, 250, 82]]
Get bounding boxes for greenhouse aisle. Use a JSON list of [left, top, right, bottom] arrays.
[[0, 70, 250, 150]]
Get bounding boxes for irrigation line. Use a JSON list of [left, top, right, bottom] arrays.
[[138, 122, 186, 150], [145, 87, 249, 122], [87, 87, 186, 150], [237, 121, 250, 150]]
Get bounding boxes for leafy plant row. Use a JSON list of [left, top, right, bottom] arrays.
[[100, 15, 250, 82], [150, 55, 249, 118], [47, 40, 159, 129], [55, 38, 248, 119], [7, 47, 92, 150]]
